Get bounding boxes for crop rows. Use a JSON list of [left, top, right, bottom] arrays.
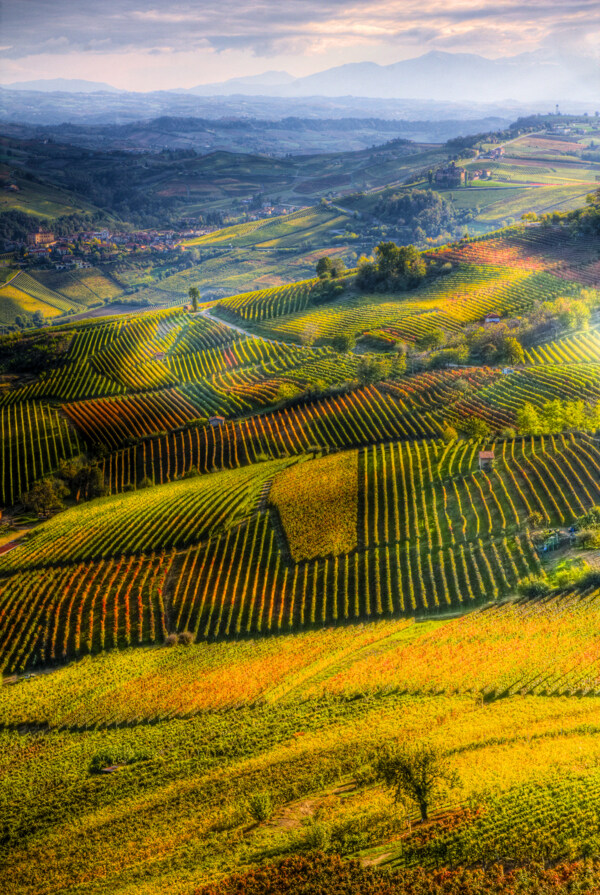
[[170, 314, 238, 353], [63, 388, 209, 448], [432, 237, 547, 271], [0, 551, 173, 673], [253, 266, 555, 344], [98, 386, 445, 492], [361, 434, 600, 554], [88, 311, 186, 391], [408, 771, 600, 869], [167, 337, 308, 382], [66, 320, 124, 360], [463, 365, 600, 425], [0, 402, 82, 505], [216, 278, 322, 323], [526, 330, 600, 364], [0, 462, 283, 573], [319, 584, 600, 703], [7, 271, 81, 314], [0, 359, 125, 406], [184, 350, 355, 417], [38, 267, 125, 305], [170, 518, 536, 641]]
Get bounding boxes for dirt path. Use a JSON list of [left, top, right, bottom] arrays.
[[200, 307, 293, 347]]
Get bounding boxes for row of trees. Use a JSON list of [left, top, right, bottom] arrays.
[[516, 399, 600, 435]]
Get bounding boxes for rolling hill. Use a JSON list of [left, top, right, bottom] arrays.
[[0, 182, 600, 893]]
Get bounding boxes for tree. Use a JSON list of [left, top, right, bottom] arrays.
[[21, 478, 69, 517], [331, 333, 355, 352], [188, 286, 200, 313], [388, 353, 406, 380], [416, 328, 445, 351], [505, 336, 524, 365], [276, 382, 301, 402], [330, 257, 346, 278], [86, 465, 106, 499], [462, 416, 492, 438], [516, 402, 543, 435], [316, 256, 333, 279], [357, 355, 390, 385], [442, 425, 458, 442], [32, 311, 45, 328], [375, 741, 459, 822]]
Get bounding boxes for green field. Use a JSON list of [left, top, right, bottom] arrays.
[[0, 176, 99, 220]]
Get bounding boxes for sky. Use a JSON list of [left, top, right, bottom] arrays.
[[0, 0, 598, 91]]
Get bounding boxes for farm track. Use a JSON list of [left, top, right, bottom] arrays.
[[203, 306, 293, 346]]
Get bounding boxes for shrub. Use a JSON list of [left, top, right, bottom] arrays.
[[303, 821, 331, 850], [576, 529, 600, 549], [178, 631, 195, 646], [518, 574, 550, 599], [247, 791, 273, 822]]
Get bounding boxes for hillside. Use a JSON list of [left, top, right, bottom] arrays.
[[1, 192, 600, 892]]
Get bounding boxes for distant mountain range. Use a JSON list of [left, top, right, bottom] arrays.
[[6, 51, 598, 103], [6, 78, 121, 94]]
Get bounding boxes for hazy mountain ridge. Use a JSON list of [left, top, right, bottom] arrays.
[[6, 50, 596, 104], [6, 78, 122, 94]]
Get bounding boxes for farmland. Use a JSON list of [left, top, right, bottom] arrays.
[[1, 181, 600, 894]]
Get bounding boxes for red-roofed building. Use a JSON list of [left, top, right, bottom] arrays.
[[478, 450, 495, 470]]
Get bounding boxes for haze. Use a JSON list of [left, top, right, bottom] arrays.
[[1, 0, 598, 92]]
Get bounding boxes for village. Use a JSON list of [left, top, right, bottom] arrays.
[[0, 222, 218, 271]]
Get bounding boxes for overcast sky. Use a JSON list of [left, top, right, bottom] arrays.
[[0, 0, 597, 90]]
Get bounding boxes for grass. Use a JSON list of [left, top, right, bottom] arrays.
[[0, 177, 98, 219], [270, 451, 358, 561], [36, 268, 124, 305], [3, 602, 600, 893]]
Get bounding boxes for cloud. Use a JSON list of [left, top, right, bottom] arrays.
[[0, 0, 597, 95], [1, 0, 597, 62]]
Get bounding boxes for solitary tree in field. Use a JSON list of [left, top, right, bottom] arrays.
[[188, 286, 200, 313], [375, 741, 459, 823]]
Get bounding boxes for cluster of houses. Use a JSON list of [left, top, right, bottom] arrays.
[[240, 198, 295, 220], [480, 146, 505, 160], [6, 224, 220, 270], [469, 168, 493, 181]]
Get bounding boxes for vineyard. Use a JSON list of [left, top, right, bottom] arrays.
[[0, 401, 82, 505], [246, 265, 578, 345], [9, 428, 597, 670], [0, 460, 284, 574], [2, 209, 600, 892]]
